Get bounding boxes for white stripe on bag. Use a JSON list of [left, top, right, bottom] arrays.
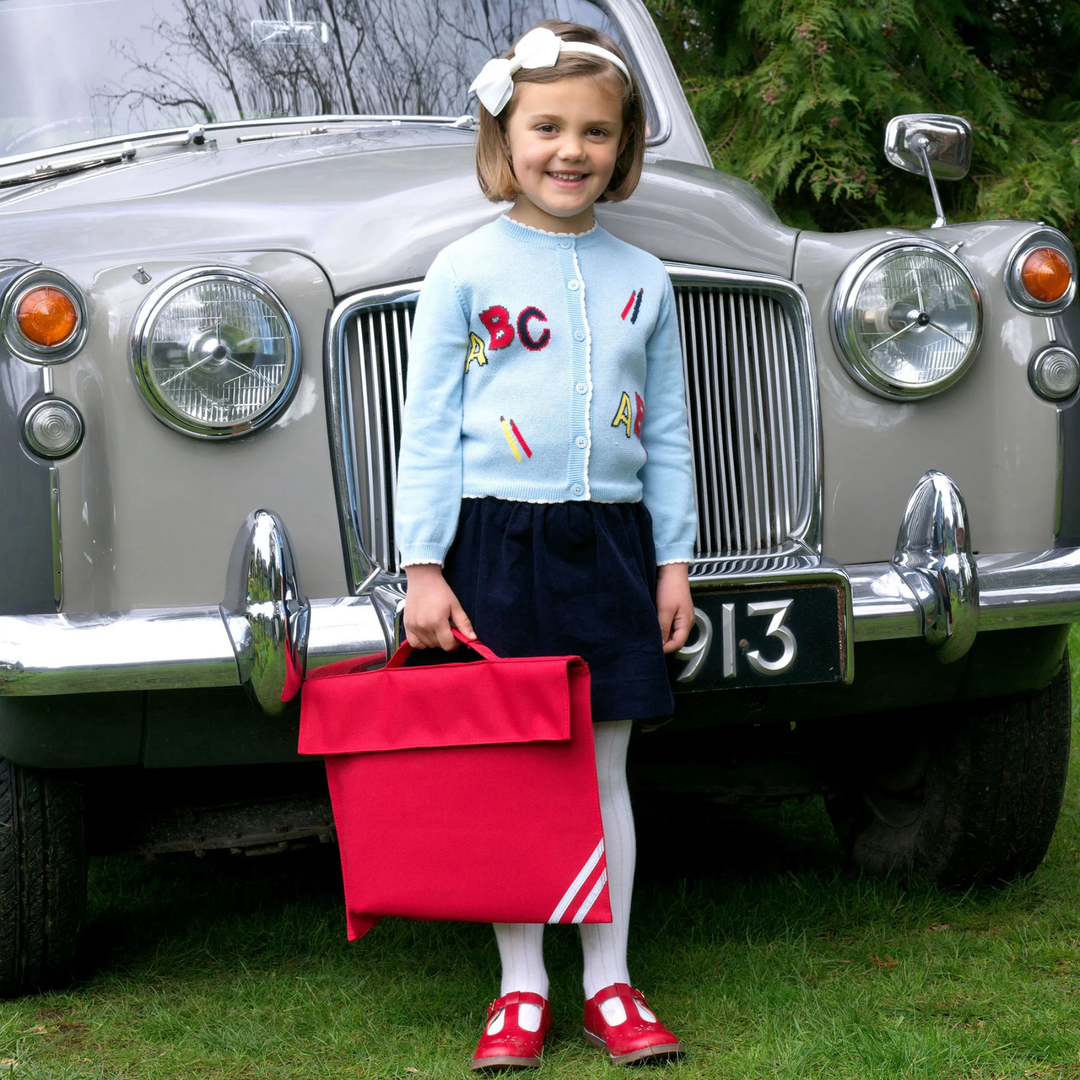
[[571, 868, 608, 923], [548, 839, 605, 923]]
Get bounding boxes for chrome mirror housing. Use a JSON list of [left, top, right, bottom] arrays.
[[884, 114, 972, 228], [885, 114, 973, 180]]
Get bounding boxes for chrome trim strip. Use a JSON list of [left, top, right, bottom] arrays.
[[0, 596, 384, 697], [49, 466, 62, 610], [1057, 406, 1065, 537], [0, 116, 467, 169], [130, 266, 302, 440], [1005, 226, 1078, 316], [0, 545, 1077, 696], [850, 547, 1080, 641], [591, 0, 671, 147]]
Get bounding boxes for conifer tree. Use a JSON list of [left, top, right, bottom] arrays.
[[650, 0, 1080, 240]]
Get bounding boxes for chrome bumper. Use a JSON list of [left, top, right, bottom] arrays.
[[1, 478, 1078, 710]]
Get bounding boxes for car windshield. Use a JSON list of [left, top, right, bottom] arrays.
[[0, 0, 624, 157]]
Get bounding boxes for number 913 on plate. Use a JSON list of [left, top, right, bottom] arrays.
[[672, 582, 851, 691]]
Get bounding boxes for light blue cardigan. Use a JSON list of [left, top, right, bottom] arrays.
[[396, 214, 697, 567]]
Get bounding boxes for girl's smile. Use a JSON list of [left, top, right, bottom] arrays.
[[505, 76, 627, 233]]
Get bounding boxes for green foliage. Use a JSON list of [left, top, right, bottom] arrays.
[[649, 0, 1080, 239]]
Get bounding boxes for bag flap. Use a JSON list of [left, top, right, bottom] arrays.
[[298, 656, 585, 755]]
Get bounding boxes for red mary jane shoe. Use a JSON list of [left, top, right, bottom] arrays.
[[470, 991, 553, 1072], [583, 983, 685, 1066]]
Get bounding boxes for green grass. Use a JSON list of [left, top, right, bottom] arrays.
[[5, 632, 1080, 1078]]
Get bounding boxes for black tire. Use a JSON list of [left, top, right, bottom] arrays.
[[825, 652, 1071, 887], [0, 759, 86, 996]]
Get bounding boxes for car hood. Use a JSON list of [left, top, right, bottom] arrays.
[[0, 123, 796, 294]]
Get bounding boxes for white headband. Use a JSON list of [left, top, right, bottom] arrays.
[[469, 26, 631, 116]]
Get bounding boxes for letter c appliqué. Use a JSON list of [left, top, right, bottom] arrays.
[[516, 306, 551, 351]]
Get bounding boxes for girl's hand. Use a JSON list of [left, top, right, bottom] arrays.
[[656, 562, 694, 654], [403, 564, 476, 651]]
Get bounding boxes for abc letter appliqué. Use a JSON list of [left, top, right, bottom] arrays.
[[479, 306, 514, 350], [612, 391, 645, 438], [516, 306, 551, 351]]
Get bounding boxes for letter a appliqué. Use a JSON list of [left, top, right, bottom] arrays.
[[464, 332, 489, 373], [611, 391, 633, 437]]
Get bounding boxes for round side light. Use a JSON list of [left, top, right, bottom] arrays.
[[17, 287, 79, 348], [1029, 346, 1080, 401], [1006, 230, 1077, 315], [23, 399, 84, 458], [1, 269, 88, 363], [1020, 248, 1072, 305]]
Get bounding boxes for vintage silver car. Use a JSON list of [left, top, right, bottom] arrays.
[[0, 0, 1077, 995]]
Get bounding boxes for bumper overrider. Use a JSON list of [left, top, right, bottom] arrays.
[[0, 472, 1078, 714]]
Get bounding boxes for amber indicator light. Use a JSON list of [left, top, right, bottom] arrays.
[[16, 287, 78, 347], [1020, 247, 1073, 305]]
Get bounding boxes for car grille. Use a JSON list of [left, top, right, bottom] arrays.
[[328, 267, 819, 586]]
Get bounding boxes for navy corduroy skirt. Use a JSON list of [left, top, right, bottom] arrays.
[[408, 497, 674, 723]]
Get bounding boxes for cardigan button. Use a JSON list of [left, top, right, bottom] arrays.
[[559, 240, 572, 249], [575, 436, 588, 448], [574, 329, 586, 341], [575, 382, 588, 394], [567, 279, 580, 290], [571, 483, 585, 496]]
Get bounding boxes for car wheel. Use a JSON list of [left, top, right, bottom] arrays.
[[825, 652, 1071, 887], [0, 759, 87, 996]]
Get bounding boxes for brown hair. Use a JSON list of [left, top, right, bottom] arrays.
[[474, 21, 646, 204]]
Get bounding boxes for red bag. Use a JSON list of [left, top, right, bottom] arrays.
[[298, 631, 611, 940]]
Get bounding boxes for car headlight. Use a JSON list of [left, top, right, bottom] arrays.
[[833, 239, 981, 400], [131, 268, 300, 438]]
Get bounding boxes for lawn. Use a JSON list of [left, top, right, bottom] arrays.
[[3, 630, 1080, 1079]]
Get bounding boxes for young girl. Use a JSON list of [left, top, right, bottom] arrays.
[[395, 20, 697, 1070]]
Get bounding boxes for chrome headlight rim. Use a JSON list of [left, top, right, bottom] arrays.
[[832, 237, 982, 401], [131, 266, 301, 440], [1005, 226, 1077, 315], [1, 268, 88, 364]]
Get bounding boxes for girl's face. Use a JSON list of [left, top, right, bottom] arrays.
[[504, 75, 627, 234]]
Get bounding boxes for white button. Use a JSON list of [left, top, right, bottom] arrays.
[[574, 330, 586, 341], [572, 483, 585, 496], [576, 436, 588, 448], [575, 382, 588, 394], [559, 240, 572, 249], [567, 279, 580, 291]]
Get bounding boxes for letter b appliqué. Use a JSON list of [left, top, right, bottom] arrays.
[[479, 306, 514, 350]]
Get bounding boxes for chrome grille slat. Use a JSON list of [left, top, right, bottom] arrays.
[[331, 268, 819, 582]]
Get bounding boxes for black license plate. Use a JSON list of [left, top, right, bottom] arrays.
[[671, 582, 849, 692]]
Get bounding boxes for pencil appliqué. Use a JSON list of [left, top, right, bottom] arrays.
[[620, 288, 644, 324], [500, 416, 532, 461]]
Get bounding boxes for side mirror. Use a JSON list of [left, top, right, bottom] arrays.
[[884, 114, 973, 227]]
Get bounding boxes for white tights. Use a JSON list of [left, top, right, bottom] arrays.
[[486, 720, 653, 1033]]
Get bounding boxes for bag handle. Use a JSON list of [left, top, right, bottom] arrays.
[[383, 627, 499, 668]]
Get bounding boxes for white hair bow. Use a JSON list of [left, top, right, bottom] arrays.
[[469, 26, 631, 116]]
